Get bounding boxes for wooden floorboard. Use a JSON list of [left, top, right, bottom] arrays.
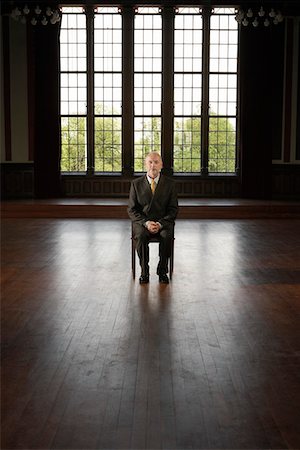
[[1, 218, 300, 449]]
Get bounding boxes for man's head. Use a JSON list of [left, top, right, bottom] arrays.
[[145, 152, 163, 179]]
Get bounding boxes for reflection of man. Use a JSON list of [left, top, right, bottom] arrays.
[[128, 152, 178, 284]]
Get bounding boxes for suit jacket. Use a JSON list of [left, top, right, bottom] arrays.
[[127, 174, 178, 230]]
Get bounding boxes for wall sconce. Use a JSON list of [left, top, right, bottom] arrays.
[[10, 4, 61, 26], [235, 6, 284, 27]]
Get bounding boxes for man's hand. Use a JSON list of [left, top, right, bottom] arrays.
[[146, 221, 161, 234]]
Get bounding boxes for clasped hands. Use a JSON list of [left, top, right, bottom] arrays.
[[146, 221, 161, 234]]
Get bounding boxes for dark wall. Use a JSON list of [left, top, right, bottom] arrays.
[[297, 25, 300, 161], [239, 23, 285, 199], [32, 18, 61, 197]]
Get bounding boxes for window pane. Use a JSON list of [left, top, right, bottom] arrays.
[[95, 73, 122, 114], [174, 117, 201, 172], [60, 74, 87, 115], [208, 9, 238, 173], [60, 10, 86, 72], [173, 8, 202, 173], [134, 9, 162, 171], [61, 117, 87, 172], [60, 7, 87, 173], [208, 117, 236, 172], [94, 8, 122, 172], [94, 117, 122, 172], [134, 117, 162, 171]]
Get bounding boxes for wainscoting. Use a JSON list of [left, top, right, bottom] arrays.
[[272, 164, 300, 199], [61, 175, 241, 198], [1, 163, 34, 198], [1, 163, 300, 200]]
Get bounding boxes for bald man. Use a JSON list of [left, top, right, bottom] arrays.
[[128, 152, 178, 284]]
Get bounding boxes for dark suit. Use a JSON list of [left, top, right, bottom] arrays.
[[128, 174, 178, 276]]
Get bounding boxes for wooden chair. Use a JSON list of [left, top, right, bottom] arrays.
[[131, 227, 175, 280]]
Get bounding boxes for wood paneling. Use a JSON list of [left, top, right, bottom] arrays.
[[62, 175, 241, 198], [272, 164, 300, 199], [1, 218, 300, 449], [1, 164, 300, 200], [1, 163, 34, 198]]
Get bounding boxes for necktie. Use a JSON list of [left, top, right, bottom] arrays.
[[151, 179, 156, 194]]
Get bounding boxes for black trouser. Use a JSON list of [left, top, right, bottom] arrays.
[[133, 224, 173, 276]]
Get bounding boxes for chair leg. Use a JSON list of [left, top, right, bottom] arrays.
[[131, 234, 174, 280], [131, 238, 136, 279], [169, 238, 174, 279]]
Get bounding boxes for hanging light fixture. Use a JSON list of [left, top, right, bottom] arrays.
[[235, 5, 284, 27], [9, 4, 61, 26]]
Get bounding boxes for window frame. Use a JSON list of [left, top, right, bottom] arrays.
[[59, 4, 240, 179], [133, 6, 163, 172]]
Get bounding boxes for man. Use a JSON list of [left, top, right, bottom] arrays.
[[128, 152, 178, 284]]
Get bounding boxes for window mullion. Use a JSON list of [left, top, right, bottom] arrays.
[[201, 6, 210, 175], [86, 5, 94, 176], [162, 7, 174, 175], [122, 7, 134, 176]]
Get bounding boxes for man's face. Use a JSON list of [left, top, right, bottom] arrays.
[[145, 153, 163, 179]]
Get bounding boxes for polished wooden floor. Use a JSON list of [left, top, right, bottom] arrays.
[[1, 218, 300, 450]]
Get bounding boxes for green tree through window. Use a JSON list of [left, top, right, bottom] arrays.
[[61, 117, 86, 172]]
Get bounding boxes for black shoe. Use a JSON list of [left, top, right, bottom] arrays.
[[159, 273, 169, 284], [139, 275, 149, 284]]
